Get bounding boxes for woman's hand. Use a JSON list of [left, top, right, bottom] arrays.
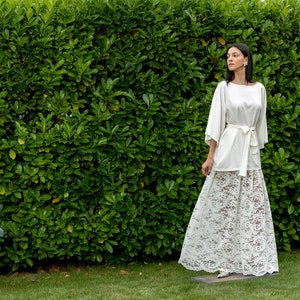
[[202, 157, 213, 176], [202, 139, 217, 176]]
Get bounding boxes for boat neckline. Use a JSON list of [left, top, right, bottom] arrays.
[[229, 82, 258, 86]]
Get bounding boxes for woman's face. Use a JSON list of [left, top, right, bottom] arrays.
[[226, 47, 248, 71]]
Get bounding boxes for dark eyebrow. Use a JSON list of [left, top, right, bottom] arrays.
[[227, 52, 240, 56]]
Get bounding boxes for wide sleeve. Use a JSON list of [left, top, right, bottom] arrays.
[[256, 84, 268, 149], [205, 82, 226, 145]]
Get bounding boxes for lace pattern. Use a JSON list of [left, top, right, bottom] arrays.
[[178, 170, 279, 276]]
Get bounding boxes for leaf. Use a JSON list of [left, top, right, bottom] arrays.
[[217, 37, 226, 45], [105, 242, 114, 253], [279, 223, 286, 231], [39, 194, 52, 201], [67, 225, 73, 233], [18, 137, 25, 145], [52, 198, 60, 203], [0, 186, 5, 195], [9, 149, 16, 160]]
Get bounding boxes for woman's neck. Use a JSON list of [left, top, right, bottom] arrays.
[[232, 71, 248, 85], [232, 79, 248, 85]]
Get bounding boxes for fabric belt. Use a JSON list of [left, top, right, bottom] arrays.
[[227, 124, 258, 177]]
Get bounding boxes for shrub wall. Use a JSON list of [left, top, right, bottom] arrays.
[[0, 0, 299, 271]]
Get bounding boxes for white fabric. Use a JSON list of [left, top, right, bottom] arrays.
[[178, 81, 279, 276], [205, 81, 268, 176], [178, 170, 279, 276], [226, 124, 257, 176]]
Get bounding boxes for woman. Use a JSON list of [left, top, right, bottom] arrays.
[[178, 43, 279, 278]]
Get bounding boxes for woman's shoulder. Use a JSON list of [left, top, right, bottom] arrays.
[[254, 82, 267, 93], [217, 80, 227, 87], [254, 81, 265, 88], [214, 80, 227, 91]]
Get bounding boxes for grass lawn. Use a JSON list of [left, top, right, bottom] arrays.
[[0, 250, 299, 300]]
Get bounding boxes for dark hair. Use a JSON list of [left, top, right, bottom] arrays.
[[225, 43, 253, 83]]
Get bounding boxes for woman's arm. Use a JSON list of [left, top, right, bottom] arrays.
[[201, 139, 217, 176]]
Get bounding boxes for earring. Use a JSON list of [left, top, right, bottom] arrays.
[[243, 62, 248, 67]]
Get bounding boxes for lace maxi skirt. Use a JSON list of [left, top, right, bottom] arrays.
[[178, 170, 279, 276]]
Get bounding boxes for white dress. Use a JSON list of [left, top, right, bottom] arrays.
[[178, 81, 279, 276]]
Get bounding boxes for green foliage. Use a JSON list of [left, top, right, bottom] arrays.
[[0, 0, 299, 270]]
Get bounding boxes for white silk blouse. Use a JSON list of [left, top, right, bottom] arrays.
[[205, 81, 268, 176]]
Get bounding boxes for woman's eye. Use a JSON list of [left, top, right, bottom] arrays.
[[227, 54, 239, 59]]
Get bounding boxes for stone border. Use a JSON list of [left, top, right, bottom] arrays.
[[192, 273, 280, 284]]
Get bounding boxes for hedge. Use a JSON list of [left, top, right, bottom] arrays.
[[0, 0, 299, 271]]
